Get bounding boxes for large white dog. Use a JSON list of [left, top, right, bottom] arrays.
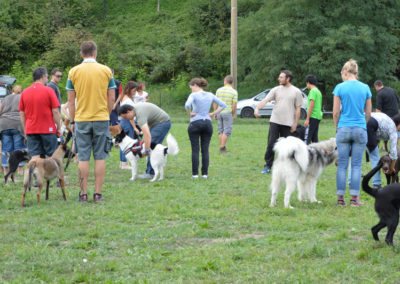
[[114, 131, 179, 182], [270, 136, 337, 208]]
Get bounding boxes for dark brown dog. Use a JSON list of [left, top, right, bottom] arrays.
[[362, 161, 400, 246], [380, 149, 400, 185], [21, 133, 71, 206]]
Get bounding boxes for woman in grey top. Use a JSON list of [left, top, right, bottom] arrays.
[[0, 85, 27, 175], [185, 78, 226, 179]]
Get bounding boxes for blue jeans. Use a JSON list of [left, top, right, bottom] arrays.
[[1, 129, 27, 167], [348, 145, 381, 187], [119, 118, 135, 162], [336, 127, 367, 196], [146, 121, 171, 175]]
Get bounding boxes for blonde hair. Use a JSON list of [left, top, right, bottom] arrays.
[[12, 85, 23, 94], [342, 59, 358, 76]]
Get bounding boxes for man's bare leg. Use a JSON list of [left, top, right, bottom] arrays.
[[94, 160, 105, 194]]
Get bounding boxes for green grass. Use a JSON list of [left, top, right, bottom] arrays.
[[1, 117, 400, 283]]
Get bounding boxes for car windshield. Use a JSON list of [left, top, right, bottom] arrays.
[[254, 90, 269, 101]]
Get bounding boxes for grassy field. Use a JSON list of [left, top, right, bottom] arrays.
[[1, 116, 400, 283]]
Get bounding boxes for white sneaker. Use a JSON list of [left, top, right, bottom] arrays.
[[192, 175, 199, 179], [202, 175, 208, 179]]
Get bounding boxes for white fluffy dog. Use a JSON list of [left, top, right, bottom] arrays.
[[114, 131, 179, 182], [270, 136, 337, 208]]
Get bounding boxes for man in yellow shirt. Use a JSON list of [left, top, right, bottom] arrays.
[[67, 40, 116, 203]]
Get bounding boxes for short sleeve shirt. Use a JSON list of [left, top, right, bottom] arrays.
[[133, 103, 170, 128], [307, 87, 323, 120], [19, 83, 60, 134], [267, 85, 303, 127]]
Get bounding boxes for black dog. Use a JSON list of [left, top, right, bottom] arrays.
[[362, 161, 400, 246], [380, 151, 400, 185], [4, 149, 31, 184]]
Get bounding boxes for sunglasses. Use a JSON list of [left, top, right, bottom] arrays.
[[55, 75, 63, 78]]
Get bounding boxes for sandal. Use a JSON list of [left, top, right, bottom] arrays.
[[93, 193, 104, 203], [337, 198, 346, 206], [350, 197, 364, 207], [78, 193, 88, 203]]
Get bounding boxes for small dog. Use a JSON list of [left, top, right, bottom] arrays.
[[362, 161, 400, 246], [270, 136, 337, 208], [21, 133, 72, 206], [114, 130, 179, 182], [4, 149, 31, 184], [379, 149, 400, 185]]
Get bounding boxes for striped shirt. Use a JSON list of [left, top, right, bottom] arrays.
[[215, 85, 238, 113]]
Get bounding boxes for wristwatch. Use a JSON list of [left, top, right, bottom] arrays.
[[70, 121, 75, 125]]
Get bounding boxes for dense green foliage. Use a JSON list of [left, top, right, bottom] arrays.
[[2, 0, 400, 107]]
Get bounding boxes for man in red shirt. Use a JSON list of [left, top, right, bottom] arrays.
[[19, 67, 61, 159]]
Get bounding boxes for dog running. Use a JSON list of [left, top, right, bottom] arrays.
[[21, 132, 72, 206], [114, 130, 179, 182], [362, 161, 400, 246], [270, 136, 337, 208], [4, 149, 31, 185]]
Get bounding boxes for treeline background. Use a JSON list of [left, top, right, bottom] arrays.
[[1, 0, 400, 110]]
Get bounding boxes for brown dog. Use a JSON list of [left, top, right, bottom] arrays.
[[380, 147, 400, 185], [21, 133, 71, 206]]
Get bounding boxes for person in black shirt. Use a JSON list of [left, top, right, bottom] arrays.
[[374, 80, 400, 151], [374, 80, 399, 118]]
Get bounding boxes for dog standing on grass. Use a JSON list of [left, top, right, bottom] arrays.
[[4, 149, 31, 185], [362, 161, 400, 246], [21, 133, 72, 206], [270, 136, 337, 208]]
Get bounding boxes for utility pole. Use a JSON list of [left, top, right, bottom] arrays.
[[231, 0, 237, 89], [157, 0, 160, 12]]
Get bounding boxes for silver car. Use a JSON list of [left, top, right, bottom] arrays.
[[236, 88, 308, 119]]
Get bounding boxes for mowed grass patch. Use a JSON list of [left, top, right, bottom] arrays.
[[1, 117, 400, 282]]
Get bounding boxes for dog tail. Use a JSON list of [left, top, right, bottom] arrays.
[[362, 162, 381, 198], [274, 136, 308, 172], [27, 162, 36, 192], [166, 134, 179, 156]]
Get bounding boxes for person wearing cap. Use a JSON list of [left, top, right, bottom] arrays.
[[304, 75, 323, 144]]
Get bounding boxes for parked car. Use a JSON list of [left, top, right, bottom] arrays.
[[0, 75, 17, 101], [236, 88, 308, 119]]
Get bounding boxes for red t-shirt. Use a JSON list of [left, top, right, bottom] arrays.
[[19, 83, 60, 134]]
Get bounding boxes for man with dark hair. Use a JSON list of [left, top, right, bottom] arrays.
[[304, 75, 323, 144], [67, 40, 116, 203], [254, 70, 303, 174], [19, 67, 61, 159], [374, 80, 399, 118], [47, 69, 62, 106], [118, 103, 171, 179], [214, 75, 238, 153], [374, 80, 399, 151]]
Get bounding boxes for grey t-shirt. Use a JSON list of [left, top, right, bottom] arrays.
[[133, 102, 170, 128], [266, 85, 303, 127]]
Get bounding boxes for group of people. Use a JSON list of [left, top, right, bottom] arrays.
[[0, 40, 239, 203], [255, 59, 400, 206], [2, 40, 399, 206]]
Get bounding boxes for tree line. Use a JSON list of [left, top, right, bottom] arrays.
[[1, 0, 400, 108]]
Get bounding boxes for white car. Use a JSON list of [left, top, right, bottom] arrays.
[[236, 88, 308, 119]]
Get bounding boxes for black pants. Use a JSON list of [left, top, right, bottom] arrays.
[[305, 117, 321, 145], [265, 122, 291, 169], [188, 119, 213, 175]]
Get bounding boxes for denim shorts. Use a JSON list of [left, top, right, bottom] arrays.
[[75, 121, 112, 161], [1, 129, 27, 166], [27, 133, 58, 157]]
